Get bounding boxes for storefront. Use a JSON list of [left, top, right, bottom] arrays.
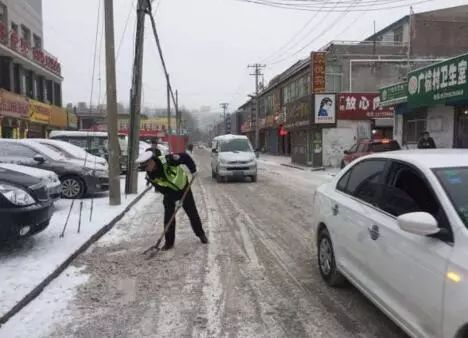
[[337, 92, 395, 139], [380, 52, 468, 149], [50, 105, 68, 132], [284, 97, 311, 165], [67, 111, 78, 130], [28, 99, 51, 138], [0, 89, 29, 138]]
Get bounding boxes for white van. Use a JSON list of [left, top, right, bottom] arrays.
[[211, 134, 257, 182]]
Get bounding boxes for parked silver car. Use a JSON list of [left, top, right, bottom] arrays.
[[0, 139, 109, 199]]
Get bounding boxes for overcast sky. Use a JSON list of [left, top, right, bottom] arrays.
[[43, 0, 466, 116]]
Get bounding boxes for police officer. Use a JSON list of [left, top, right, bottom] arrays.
[[136, 150, 208, 251]]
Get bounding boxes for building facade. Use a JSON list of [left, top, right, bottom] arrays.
[[0, 0, 72, 138], [240, 4, 468, 167]]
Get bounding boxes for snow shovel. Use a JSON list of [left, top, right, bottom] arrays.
[[142, 175, 197, 257]]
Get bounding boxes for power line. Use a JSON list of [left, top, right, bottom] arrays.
[[89, 0, 102, 111], [234, 0, 436, 11], [268, 0, 362, 65]]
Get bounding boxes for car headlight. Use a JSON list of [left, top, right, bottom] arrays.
[[0, 183, 35, 206], [92, 170, 108, 178]]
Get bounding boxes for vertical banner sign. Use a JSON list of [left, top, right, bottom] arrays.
[[314, 94, 336, 124], [311, 52, 326, 93]]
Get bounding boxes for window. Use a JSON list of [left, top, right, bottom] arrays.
[[435, 167, 468, 228], [339, 160, 386, 204], [33, 34, 41, 49], [337, 170, 351, 192], [370, 141, 401, 152], [404, 111, 427, 144], [357, 143, 368, 153], [21, 25, 31, 45], [348, 143, 358, 153], [0, 144, 36, 157], [380, 162, 443, 221], [0, 2, 7, 30], [53, 82, 62, 106], [394, 26, 403, 43]]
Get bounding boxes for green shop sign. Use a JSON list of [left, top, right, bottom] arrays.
[[379, 82, 407, 107], [408, 53, 468, 107]]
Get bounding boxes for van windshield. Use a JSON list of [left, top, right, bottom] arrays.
[[219, 139, 252, 152]]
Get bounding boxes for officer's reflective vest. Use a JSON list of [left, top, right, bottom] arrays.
[[150, 156, 188, 191]]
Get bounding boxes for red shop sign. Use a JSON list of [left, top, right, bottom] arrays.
[[338, 93, 394, 120]]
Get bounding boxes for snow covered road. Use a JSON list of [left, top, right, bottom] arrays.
[[0, 149, 406, 337]]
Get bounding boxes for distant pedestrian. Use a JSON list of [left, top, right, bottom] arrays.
[[187, 144, 194, 154], [417, 131, 436, 149], [137, 150, 208, 251]]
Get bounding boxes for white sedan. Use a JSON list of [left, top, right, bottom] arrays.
[[312, 150, 468, 338]]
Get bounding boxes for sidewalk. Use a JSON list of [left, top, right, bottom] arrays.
[[257, 153, 340, 177], [0, 173, 149, 325]]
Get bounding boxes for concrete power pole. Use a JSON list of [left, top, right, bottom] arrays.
[[175, 90, 179, 135], [125, 0, 148, 194], [248, 63, 265, 150], [167, 76, 171, 141], [103, 0, 121, 205], [220, 103, 229, 134]]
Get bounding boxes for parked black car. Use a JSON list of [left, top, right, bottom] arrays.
[[0, 166, 54, 242], [0, 139, 109, 199]]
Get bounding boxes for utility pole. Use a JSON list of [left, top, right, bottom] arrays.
[[103, 0, 121, 205], [167, 75, 171, 138], [248, 63, 265, 150], [125, 0, 148, 194], [175, 90, 179, 135], [220, 103, 229, 134]]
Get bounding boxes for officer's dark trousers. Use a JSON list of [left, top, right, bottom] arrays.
[[163, 188, 205, 246]]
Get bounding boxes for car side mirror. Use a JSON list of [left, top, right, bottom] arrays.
[[344, 150, 350, 155], [397, 212, 440, 236], [33, 154, 45, 164], [212, 148, 217, 154]]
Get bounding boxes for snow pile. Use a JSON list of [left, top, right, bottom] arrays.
[[0, 173, 147, 322]]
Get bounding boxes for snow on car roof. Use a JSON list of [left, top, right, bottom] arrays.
[[49, 130, 109, 138], [366, 149, 468, 169], [213, 134, 248, 141]]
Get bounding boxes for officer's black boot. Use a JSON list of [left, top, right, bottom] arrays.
[[199, 234, 208, 244]]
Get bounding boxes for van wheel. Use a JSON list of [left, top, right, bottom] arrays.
[[251, 175, 257, 182], [318, 228, 346, 287], [61, 176, 85, 199]]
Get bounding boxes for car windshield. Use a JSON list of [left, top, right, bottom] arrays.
[[371, 141, 400, 152], [434, 167, 468, 228], [219, 139, 252, 152]]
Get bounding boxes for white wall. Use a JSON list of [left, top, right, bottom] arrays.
[[393, 114, 403, 146], [426, 105, 454, 148], [323, 121, 364, 167]]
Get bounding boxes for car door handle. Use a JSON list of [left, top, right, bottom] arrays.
[[332, 204, 339, 216], [368, 225, 380, 240]]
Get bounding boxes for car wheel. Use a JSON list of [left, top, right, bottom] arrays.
[[318, 228, 346, 287], [61, 176, 85, 199], [251, 175, 257, 182], [216, 174, 223, 183]]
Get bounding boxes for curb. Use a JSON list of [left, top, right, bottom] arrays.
[[0, 186, 151, 326], [280, 163, 305, 171]]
